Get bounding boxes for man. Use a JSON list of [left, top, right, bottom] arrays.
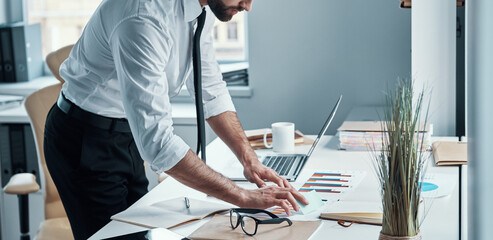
[[44, 0, 308, 239]]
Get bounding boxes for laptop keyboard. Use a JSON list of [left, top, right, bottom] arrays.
[[262, 156, 297, 176]]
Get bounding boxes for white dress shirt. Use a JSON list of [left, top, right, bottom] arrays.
[[59, 0, 236, 172]]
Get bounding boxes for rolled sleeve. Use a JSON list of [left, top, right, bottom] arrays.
[[203, 91, 236, 118], [110, 16, 189, 172]]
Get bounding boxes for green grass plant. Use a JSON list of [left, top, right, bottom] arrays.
[[372, 78, 429, 237]]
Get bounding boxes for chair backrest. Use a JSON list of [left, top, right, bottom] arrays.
[[25, 83, 66, 219], [25, 44, 73, 219], [45, 44, 73, 83]]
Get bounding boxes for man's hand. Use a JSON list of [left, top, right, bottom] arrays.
[[239, 185, 309, 216], [243, 159, 290, 188], [241, 155, 310, 215]]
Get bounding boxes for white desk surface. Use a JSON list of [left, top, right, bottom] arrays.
[[90, 135, 461, 240]]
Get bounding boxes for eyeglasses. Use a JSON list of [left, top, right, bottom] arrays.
[[229, 208, 293, 236]]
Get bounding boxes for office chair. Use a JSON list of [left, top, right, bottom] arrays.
[[3, 44, 74, 240], [45, 44, 73, 83], [4, 83, 73, 240]]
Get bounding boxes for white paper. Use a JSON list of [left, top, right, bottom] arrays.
[[420, 173, 457, 198], [323, 200, 382, 214], [111, 197, 233, 229]]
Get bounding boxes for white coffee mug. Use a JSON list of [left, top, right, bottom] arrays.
[[263, 122, 295, 154]]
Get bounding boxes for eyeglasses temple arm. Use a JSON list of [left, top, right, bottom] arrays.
[[258, 218, 293, 226], [233, 208, 279, 218]]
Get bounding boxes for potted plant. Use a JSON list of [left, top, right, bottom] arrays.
[[372, 79, 429, 240]]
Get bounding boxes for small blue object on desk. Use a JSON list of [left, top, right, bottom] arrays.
[[296, 190, 325, 215]]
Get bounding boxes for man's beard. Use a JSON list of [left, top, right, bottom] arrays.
[[208, 0, 242, 22]]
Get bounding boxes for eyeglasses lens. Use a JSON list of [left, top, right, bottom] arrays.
[[230, 210, 240, 228], [241, 216, 257, 235]]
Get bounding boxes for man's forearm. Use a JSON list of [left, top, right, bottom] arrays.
[[165, 149, 246, 205], [206, 111, 256, 166]]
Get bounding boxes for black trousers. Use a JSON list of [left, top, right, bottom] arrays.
[[44, 104, 149, 240]]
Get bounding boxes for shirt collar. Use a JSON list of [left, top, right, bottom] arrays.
[[183, 0, 203, 22]]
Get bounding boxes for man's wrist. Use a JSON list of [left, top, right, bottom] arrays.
[[239, 149, 258, 167], [234, 188, 249, 207]]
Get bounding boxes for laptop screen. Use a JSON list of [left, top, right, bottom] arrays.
[[306, 95, 342, 157]]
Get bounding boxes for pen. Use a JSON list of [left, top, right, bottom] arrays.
[[184, 197, 190, 209]]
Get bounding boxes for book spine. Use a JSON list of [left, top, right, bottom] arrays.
[[0, 29, 3, 82], [0, 27, 16, 83], [12, 25, 28, 82]]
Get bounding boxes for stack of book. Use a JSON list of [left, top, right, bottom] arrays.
[[0, 95, 23, 111], [337, 121, 432, 151], [219, 62, 249, 86]]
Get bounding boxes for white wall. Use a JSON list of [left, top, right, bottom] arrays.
[[233, 0, 411, 135], [466, 0, 493, 239], [412, 0, 456, 137]]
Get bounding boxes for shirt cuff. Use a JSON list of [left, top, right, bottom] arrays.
[[150, 134, 189, 173], [203, 93, 236, 119]]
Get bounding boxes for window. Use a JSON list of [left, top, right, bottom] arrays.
[[213, 13, 246, 62], [213, 25, 219, 41], [26, 0, 248, 87], [227, 22, 238, 41], [26, 0, 100, 58]]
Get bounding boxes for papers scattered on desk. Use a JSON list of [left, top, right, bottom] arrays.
[[296, 190, 325, 215], [111, 197, 233, 229], [420, 173, 457, 198], [298, 170, 366, 201], [0, 95, 23, 111], [265, 170, 366, 218], [337, 121, 432, 151]]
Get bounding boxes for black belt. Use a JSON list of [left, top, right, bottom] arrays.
[[56, 92, 131, 133]]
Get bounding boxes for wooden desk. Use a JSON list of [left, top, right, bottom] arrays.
[[90, 136, 462, 240]]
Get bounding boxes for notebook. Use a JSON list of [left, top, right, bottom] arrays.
[[320, 200, 382, 226], [223, 95, 342, 182], [111, 197, 233, 229], [432, 141, 467, 166]]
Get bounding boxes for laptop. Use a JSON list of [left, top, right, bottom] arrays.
[[223, 95, 342, 182]]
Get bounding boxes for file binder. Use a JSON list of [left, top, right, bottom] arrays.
[[0, 27, 15, 82], [0, 23, 43, 83]]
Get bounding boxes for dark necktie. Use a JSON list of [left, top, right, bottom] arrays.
[[193, 8, 207, 162]]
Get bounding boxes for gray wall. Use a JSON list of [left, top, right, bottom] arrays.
[[233, 0, 411, 135], [466, 0, 493, 239], [0, 0, 24, 25], [0, 0, 6, 24]]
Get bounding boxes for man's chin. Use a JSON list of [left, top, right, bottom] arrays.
[[217, 15, 233, 22]]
